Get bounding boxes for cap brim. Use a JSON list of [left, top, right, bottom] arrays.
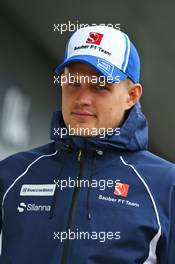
[[55, 55, 128, 83]]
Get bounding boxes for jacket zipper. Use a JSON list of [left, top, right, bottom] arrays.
[[61, 149, 85, 264]]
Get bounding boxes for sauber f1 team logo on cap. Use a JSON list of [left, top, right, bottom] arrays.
[[86, 32, 104, 45], [114, 182, 129, 197]]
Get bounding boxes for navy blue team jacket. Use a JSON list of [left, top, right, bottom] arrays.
[[0, 103, 175, 264]]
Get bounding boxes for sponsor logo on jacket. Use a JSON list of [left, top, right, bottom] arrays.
[[20, 184, 56, 196], [114, 182, 129, 197], [17, 202, 51, 213]]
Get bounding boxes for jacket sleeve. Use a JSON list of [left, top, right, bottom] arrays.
[[0, 162, 2, 256], [0, 164, 2, 233], [167, 184, 175, 263]]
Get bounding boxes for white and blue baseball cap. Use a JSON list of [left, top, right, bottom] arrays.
[[55, 26, 140, 83]]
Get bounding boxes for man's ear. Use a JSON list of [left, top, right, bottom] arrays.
[[126, 83, 142, 109]]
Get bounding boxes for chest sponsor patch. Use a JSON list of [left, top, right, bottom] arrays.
[[114, 182, 129, 197], [20, 184, 56, 196]]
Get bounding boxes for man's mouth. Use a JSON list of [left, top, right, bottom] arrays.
[[71, 111, 96, 121], [71, 111, 95, 117]]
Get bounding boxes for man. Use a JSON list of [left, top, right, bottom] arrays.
[[0, 25, 175, 264]]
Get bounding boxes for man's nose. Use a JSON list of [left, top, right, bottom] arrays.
[[75, 86, 93, 106]]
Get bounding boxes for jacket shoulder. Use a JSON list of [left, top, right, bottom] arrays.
[[124, 150, 175, 185], [0, 142, 56, 163], [126, 150, 175, 168], [0, 142, 56, 192]]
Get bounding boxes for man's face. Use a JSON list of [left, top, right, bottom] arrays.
[[61, 62, 133, 136]]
